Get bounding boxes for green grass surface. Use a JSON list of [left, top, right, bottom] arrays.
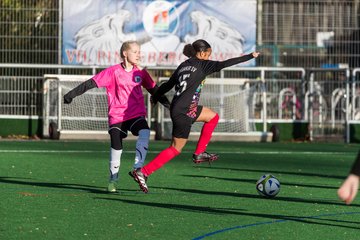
[[1, 140, 360, 239]]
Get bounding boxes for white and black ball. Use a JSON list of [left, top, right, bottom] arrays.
[[256, 174, 280, 198]]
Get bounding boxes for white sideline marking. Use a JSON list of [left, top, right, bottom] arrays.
[[0, 150, 352, 155]]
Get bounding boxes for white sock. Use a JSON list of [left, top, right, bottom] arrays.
[[133, 129, 150, 169], [109, 148, 122, 182]]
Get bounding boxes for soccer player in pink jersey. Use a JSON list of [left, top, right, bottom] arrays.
[[63, 41, 170, 193]]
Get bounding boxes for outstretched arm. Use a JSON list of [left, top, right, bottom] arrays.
[[63, 79, 97, 104], [213, 52, 260, 72]]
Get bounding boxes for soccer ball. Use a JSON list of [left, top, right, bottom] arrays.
[[256, 174, 280, 198]]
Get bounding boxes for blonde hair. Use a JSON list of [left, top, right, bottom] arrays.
[[120, 40, 139, 59]]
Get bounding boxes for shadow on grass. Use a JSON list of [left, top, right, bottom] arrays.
[[194, 166, 346, 180], [0, 176, 116, 194], [149, 185, 360, 207], [181, 174, 339, 190], [96, 197, 360, 231]]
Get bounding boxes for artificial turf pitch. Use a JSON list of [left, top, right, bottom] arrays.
[[1, 140, 360, 239]]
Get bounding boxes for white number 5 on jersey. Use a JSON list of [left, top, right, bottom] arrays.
[[176, 74, 190, 96]]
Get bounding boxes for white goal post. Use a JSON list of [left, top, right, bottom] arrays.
[[42, 74, 271, 141]]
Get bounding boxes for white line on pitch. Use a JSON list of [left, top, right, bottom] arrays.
[[0, 150, 353, 155]]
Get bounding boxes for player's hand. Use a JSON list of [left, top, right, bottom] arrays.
[[63, 94, 73, 104], [151, 95, 170, 109], [160, 101, 170, 110], [338, 174, 360, 205], [150, 96, 158, 105], [252, 52, 260, 58]]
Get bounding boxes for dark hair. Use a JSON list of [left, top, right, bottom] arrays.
[[183, 39, 211, 58]]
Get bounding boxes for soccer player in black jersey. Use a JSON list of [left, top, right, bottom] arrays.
[[338, 151, 360, 204], [131, 39, 260, 193]]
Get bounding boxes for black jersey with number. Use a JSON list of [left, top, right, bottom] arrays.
[[155, 53, 254, 118]]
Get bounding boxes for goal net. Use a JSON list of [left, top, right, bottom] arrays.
[[43, 74, 269, 141], [157, 78, 264, 141], [42, 74, 151, 139]]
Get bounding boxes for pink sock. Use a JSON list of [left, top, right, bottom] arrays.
[[142, 146, 180, 176], [194, 114, 219, 155]]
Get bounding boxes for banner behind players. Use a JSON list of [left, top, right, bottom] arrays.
[[62, 0, 256, 67]]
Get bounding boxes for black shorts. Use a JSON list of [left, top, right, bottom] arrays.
[[108, 116, 149, 138], [171, 105, 203, 139]]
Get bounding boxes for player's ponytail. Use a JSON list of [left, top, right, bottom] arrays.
[[183, 44, 196, 58], [183, 39, 212, 58]]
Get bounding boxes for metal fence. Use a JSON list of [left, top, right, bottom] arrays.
[[259, 0, 360, 68], [1, 0, 360, 141], [0, 76, 42, 117], [2, 63, 360, 141], [1, 0, 360, 68]]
